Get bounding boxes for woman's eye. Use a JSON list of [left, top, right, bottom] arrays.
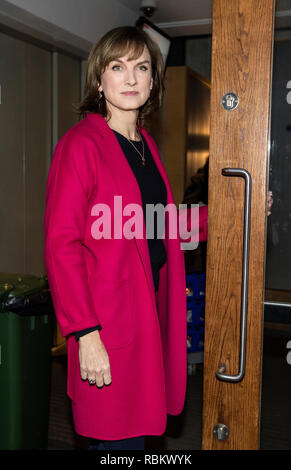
[[112, 65, 148, 71]]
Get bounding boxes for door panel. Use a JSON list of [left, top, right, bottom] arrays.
[[0, 33, 51, 275], [261, 32, 291, 450], [202, 0, 275, 449], [58, 52, 81, 139], [25, 41, 51, 275], [0, 33, 26, 272]]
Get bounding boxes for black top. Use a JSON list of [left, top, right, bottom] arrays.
[[75, 130, 167, 340]]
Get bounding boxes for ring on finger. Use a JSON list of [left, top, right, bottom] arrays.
[[88, 378, 96, 385]]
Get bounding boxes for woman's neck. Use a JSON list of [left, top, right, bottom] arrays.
[[106, 109, 139, 141]]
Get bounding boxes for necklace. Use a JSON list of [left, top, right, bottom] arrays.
[[124, 128, 146, 167]]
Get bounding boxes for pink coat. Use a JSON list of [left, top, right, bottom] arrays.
[[44, 112, 206, 440]]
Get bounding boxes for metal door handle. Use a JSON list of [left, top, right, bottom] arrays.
[[216, 168, 252, 383]]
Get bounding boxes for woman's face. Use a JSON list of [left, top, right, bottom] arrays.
[[98, 45, 153, 115]]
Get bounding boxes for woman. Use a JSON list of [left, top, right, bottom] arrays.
[[44, 26, 192, 451]]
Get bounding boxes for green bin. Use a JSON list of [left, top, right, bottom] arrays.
[[0, 273, 54, 450]]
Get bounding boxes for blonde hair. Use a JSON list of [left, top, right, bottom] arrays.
[[74, 26, 165, 127]]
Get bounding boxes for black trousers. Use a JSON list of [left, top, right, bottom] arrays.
[[88, 436, 145, 450]]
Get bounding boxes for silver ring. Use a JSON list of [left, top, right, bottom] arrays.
[[88, 379, 96, 385]]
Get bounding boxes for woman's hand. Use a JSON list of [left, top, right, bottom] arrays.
[[78, 330, 112, 388]]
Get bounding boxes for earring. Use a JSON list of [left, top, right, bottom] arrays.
[[97, 90, 103, 101]]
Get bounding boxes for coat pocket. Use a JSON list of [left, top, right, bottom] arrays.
[[90, 277, 135, 350]]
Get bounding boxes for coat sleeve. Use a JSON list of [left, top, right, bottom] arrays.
[[44, 132, 101, 337], [74, 324, 102, 341]]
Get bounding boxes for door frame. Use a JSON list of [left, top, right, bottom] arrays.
[[202, 0, 275, 450]]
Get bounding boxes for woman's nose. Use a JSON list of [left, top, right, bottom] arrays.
[[125, 69, 137, 85]]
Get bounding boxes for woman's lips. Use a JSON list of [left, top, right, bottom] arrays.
[[121, 91, 138, 96]]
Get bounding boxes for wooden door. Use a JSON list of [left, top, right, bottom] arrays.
[[202, 0, 275, 449]]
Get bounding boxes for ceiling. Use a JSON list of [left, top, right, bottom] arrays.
[[117, 0, 291, 36]]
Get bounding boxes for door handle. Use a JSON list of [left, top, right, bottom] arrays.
[[216, 168, 252, 383]]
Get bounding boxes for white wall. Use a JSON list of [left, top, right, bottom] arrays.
[[0, 0, 138, 50]]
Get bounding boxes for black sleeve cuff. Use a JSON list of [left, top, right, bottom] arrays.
[[75, 324, 102, 341]]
